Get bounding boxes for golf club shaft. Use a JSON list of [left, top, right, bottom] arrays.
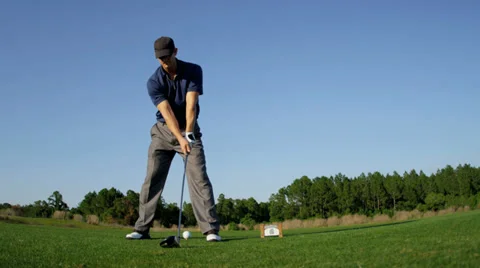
[[177, 154, 188, 240], [177, 106, 196, 243]]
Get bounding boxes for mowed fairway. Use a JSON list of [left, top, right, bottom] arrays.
[[1, 211, 480, 267]]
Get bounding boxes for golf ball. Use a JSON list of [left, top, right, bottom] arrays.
[[182, 231, 191, 240]]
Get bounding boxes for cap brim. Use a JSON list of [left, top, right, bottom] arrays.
[[155, 49, 173, 58]]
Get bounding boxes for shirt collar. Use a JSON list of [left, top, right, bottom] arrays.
[[161, 58, 185, 80]]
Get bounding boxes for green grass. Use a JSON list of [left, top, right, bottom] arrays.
[[1, 211, 480, 267]]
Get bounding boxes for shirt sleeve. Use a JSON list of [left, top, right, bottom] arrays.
[[187, 65, 203, 95], [147, 76, 167, 107]]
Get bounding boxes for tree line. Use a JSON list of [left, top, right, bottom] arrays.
[[1, 163, 479, 230]]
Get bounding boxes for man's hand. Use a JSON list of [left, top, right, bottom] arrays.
[[157, 100, 189, 153], [179, 137, 191, 155], [180, 132, 196, 155]]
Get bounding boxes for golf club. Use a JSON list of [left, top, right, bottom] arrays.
[[160, 153, 188, 248]]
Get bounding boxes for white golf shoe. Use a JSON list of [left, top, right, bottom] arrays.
[[125, 231, 151, 240], [206, 233, 222, 242]]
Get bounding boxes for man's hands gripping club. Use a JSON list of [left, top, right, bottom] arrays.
[[156, 91, 199, 155], [176, 131, 196, 156]]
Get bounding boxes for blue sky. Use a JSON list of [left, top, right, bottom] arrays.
[[1, 1, 479, 208]]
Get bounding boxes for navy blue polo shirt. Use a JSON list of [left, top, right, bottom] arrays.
[[147, 59, 203, 130]]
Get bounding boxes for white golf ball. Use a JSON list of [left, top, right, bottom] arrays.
[[182, 231, 191, 240]]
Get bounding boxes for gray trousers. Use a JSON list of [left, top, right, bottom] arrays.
[[134, 121, 220, 234]]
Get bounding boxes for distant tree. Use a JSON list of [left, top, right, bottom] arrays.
[[418, 170, 436, 202], [333, 173, 353, 215], [402, 170, 420, 210], [0, 203, 12, 210], [288, 176, 313, 219], [438, 165, 459, 196], [369, 172, 387, 212], [268, 187, 290, 221], [182, 202, 197, 227], [456, 164, 474, 197], [310, 176, 337, 218], [13, 162, 478, 225], [48, 191, 68, 211], [97, 188, 124, 219], [384, 171, 403, 211], [77, 191, 99, 215], [216, 194, 235, 225], [354, 173, 371, 214], [244, 197, 261, 222], [158, 203, 180, 228]]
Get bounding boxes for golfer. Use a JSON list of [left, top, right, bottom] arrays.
[[126, 36, 221, 242]]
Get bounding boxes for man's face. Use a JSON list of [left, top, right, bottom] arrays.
[[158, 48, 177, 69]]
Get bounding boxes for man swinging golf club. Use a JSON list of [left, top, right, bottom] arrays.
[[126, 36, 221, 244]]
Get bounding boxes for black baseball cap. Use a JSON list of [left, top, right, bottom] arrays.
[[154, 36, 175, 58]]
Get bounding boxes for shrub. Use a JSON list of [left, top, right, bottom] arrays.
[[425, 193, 446, 211], [417, 204, 428, 213], [445, 195, 468, 209], [382, 209, 395, 218], [467, 196, 478, 209], [240, 214, 256, 230], [227, 222, 239, 230]]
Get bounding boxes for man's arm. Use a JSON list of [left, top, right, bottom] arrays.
[[185, 65, 203, 133], [157, 101, 184, 141], [147, 76, 184, 141], [185, 92, 198, 133]]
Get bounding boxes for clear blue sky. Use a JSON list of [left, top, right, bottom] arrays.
[[1, 1, 479, 208]]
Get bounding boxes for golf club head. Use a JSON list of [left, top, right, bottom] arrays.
[[159, 235, 180, 248]]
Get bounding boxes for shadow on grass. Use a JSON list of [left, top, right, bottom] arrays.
[[284, 220, 419, 237], [218, 220, 419, 242]]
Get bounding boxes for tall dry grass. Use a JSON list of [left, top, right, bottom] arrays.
[[392, 211, 409, 221], [372, 214, 390, 223], [326, 216, 341, 227], [341, 214, 368, 225], [253, 205, 474, 231], [437, 207, 456, 216], [279, 218, 327, 229], [410, 209, 422, 219], [281, 219, 303, 229], [422, 211, 437, 218]]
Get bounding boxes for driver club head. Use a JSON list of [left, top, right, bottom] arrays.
[[159, 235, 181, 248]]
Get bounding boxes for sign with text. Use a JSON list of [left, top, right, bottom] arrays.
[[260, 223, 283, 238]]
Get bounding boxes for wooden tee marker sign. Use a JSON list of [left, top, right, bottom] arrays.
[[260, 223, 283, 238]]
